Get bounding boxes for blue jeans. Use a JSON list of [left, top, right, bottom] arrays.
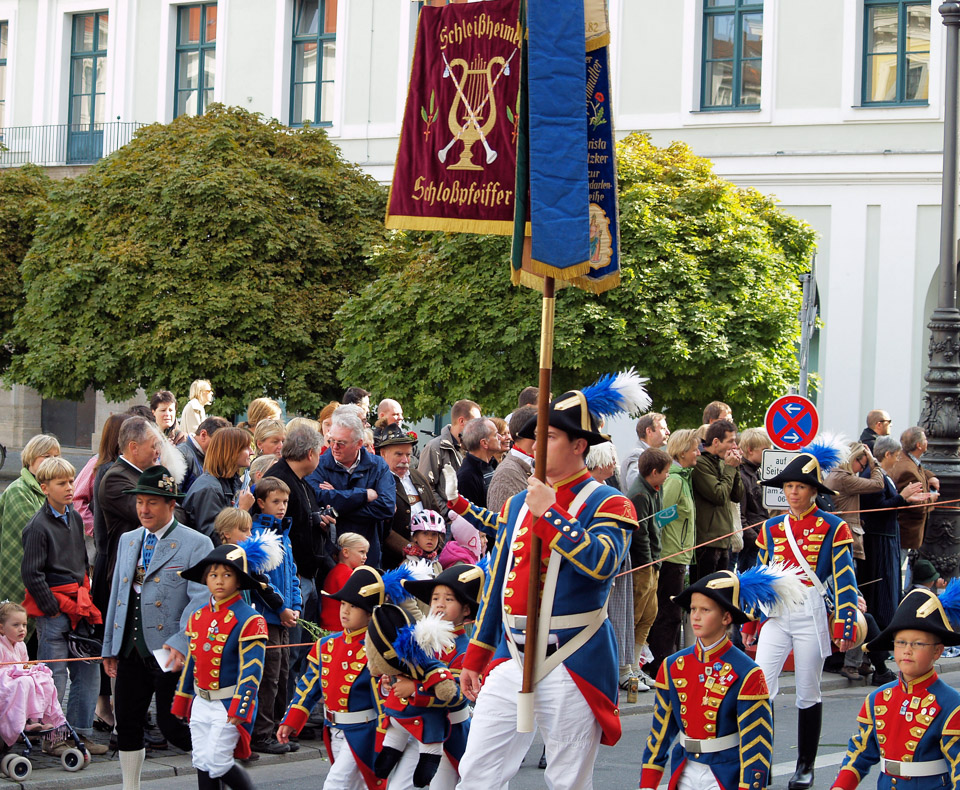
[[36, 613, 99, 733]]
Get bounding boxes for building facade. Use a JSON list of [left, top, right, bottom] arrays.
[[0, 0, 946, 448]]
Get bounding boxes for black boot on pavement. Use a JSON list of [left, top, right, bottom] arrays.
[[221, 764, 256, 790], [787, 702, 822, 790]]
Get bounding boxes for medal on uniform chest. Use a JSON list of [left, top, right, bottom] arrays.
[[206, 619, 219, 642], [911, 697, 920, 709], [203, 642, 212, 652]]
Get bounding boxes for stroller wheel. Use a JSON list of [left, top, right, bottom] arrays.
[[7, 755, 31, 780], [61, 748, 84, 772], [0, 752, 15, 776]]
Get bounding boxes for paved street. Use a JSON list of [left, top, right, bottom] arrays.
[[11, 662, 960, 790]]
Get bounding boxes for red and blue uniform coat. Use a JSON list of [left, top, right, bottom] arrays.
[[640, 636, 773, 790], [833, 670, 960, 790], [280, 628, 386, 790], [172, 592, 267, 760], [454, 469, 637, 746], [742, 505, 860, 642]]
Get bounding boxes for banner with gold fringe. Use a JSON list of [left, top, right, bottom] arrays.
[[385, 0, 522, 235], [511, 0, 620, 294]]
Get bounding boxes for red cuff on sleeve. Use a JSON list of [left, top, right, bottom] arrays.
[[640, 766, 664, 789], [532, 503, 574, 543], [281, 705, 309, 734], [450, 496, 470, 516], [832, 767, 861, 790], [462, 643, 494, 675], [170, 693, 192, 720]]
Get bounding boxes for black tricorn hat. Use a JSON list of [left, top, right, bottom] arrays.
[[672, 570, 754, 625], [321, 565, 385, 613], [179, 544, 266, 591], [759, 453, 837, 497], [366, 602, 418, 676], [403, 564, 486, 612], [869, 587, 960, 651], [123, 465, 185, 500], [515, 390, 610, 447]]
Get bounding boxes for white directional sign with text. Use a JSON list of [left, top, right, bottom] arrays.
[[760, 448, 799, 510]]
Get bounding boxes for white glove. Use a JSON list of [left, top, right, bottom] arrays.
[[441, 463, 459, 502]]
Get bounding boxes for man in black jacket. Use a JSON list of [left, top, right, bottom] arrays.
[[858, 409, 892, 451], [456, 417, 501, 508], [256, 425, 330, 702]]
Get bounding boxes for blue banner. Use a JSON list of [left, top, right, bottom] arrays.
[[526, 0, 590, 273]]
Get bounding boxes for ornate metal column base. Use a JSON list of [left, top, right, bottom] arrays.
[[919, 306, 960, 578]]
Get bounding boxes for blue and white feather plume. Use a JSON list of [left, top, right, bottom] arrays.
[[939, 577, 960, 631], [383, 565, 416, 603], [239, 529, 284, 574], [738, 562, 807, 617], [413, 613, 456, 658], [580, 368, 652, 419], [802, 432, 849, 475]]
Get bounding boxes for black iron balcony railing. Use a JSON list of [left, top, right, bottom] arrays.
[[0, 121, 145, 167]]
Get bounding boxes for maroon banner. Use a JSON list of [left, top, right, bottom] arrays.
[[386, 0, 521, 235]]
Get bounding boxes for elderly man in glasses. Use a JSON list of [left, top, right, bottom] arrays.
[[306, 405, 396, 568]]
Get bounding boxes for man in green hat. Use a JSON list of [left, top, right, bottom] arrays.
[[101, 465, 214, 790]]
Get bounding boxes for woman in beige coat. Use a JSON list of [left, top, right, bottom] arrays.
[[824, 441, 884, 680]]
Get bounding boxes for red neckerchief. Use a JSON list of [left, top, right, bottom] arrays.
[[403, 542, 439, 561]]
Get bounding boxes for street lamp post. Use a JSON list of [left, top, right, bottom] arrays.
[[919, 2, 960, 578]]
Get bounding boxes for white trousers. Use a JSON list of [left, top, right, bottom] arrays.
[[676, 760, 721, 790], [323, 728, 367, 790], [455, 659, 602, 790], [189, 697, 240, 779], [392, 734, 460, 790], [754, 598, 829, 709]]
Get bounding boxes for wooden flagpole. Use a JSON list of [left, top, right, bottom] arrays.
[[517, 275, 554, 731]]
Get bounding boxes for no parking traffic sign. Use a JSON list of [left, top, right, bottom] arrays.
[[764, 395, 819, 451]]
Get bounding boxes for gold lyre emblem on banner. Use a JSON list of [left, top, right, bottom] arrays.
[[438, 53, 508, 171]]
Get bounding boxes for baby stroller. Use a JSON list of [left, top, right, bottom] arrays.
[[0, 720, 90, 779]]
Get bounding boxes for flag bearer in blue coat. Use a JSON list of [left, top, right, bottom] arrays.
[[448, 371, 649, 790], [831, 583, 960, 790], [173, 533, 279, 790], [641, 565, 804, 790]]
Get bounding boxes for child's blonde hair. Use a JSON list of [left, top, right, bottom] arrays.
[[338, 532, 370, 553], [214, 508, 253, 542], [0, 601, 26, 625], [36, 456, 76, 484], [249, 454, 278, 481]]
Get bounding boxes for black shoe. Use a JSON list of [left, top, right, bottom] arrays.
[[872, 668, 897, 686], [285, 741, 299, 752], [93, 715, 114, 732], [538, 745, 547, 769], [221, 764, 255, 790], [413, 754, 442, 787], [144, 730, 168, 750], [787, 703, 822, 790], [374, 746, 404, 779], [241, 751, 260, 762], [251, 738, 290, 755]]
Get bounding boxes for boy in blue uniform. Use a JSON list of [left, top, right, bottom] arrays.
[[641, 566, 805, 790], [276, 565, 388, 790], [831, 584, 960, 790], [173, 536, 277, 790]]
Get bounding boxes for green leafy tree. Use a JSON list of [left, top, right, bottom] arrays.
[[6, 106, 386, 416], [0, 165, 52, 372], [337, 133, 816, 426]]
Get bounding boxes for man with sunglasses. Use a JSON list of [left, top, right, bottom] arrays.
[[860, 409, 892, 452]]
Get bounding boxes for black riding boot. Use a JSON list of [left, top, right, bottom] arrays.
[[197, 770, 222, 790], [220, 764, 256, 790], [787, 702, 822, 790], [374, 746, 404, 778]]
